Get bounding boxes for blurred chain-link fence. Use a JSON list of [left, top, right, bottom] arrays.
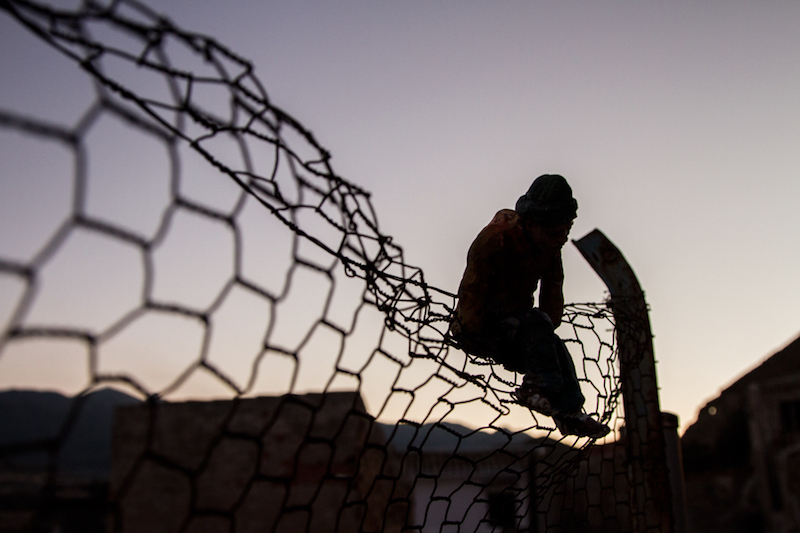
[[0, 1, 648, 531]]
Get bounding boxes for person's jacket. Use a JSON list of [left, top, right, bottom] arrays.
[[451, 209, 564, 347]]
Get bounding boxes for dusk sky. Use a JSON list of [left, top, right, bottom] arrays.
[[2, 0, 799, 434]]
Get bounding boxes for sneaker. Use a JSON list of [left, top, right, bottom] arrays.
[[513, 385, 553, 417], [554, 414, 610, 439]]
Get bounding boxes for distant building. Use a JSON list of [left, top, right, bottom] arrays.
[[4, 387, 683, 532], [681, 333, 800, 533], [535, 441, 633, 533], [110, 390, 636, 533], [111, 390, 553, 533], [398, 440, 538, 532], [111, 391, 408, 533]]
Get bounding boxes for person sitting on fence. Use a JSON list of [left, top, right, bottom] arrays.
[[450, 174, 610, 439]]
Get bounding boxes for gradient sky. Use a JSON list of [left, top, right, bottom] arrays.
[[2, 0, 799, 434]]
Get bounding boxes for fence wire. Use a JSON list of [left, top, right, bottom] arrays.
[[0, 1, 629, 531]]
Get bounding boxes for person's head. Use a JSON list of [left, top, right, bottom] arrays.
[[515, 174, 578, 250]]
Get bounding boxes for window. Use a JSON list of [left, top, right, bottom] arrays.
[[488, 492, 516, 529], [780, 399, 800, 435]]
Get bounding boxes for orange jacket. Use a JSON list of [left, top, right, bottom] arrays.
[[453, 209, 564, 341]]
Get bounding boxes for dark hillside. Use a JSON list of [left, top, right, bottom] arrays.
[[0, 388, 140, 476]]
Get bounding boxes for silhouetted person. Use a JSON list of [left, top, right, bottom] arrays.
[[450, 174, 609, 438]]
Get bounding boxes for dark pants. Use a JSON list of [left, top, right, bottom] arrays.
[[457, 309, 585, 416]]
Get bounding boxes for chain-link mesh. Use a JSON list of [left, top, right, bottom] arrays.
[[0, 1, 630, 531]]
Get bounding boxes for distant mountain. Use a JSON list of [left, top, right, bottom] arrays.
[[379, 421, 538, 454], [0, 388, 539, 478], [0, 388, 141, 476]]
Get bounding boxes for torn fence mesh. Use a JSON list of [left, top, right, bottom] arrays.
[[0, 1, 626, 531]]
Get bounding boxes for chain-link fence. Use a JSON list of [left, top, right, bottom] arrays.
[[0, 1, 648, 531]]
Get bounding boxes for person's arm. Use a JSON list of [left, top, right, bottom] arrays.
[[454, 211, 511, 333], [538, 253, 565, 328]]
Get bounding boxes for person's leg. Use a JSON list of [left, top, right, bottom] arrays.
[[508, 310, 610, 438], [513, 310, 564, 391], [518, 331, 585, 417], [547, 337, 584, 417], [509, 309, 572, 417], [548, 333, 610, 438]]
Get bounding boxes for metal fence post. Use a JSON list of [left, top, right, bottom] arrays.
[[661, 412, 690, 533], [573, 229, 672, 533]]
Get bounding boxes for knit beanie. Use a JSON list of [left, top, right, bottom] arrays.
[[515, 174, 578, 225]]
